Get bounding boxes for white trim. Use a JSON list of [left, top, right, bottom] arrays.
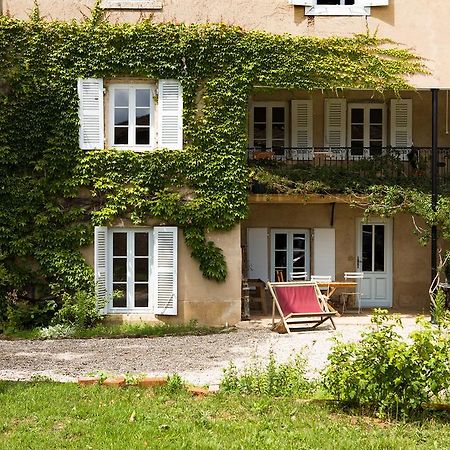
[[270, 229, 310, 282], [356, 218, 393, 308], [347, 103, 386, 159], [107, 228, 154, 314], [250, 101, 289, 150], [101, 0, 163, 9], [108, 83, 155, 151], [290, 0, 388, 15]]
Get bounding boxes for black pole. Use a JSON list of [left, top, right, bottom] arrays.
[[431, 88, 439, 290]]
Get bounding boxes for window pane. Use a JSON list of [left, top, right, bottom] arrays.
[[369, 142, 383, 156], [135, 258, 148, 282], [275, 251, 287, 268], [351, 124, 364, 140], [345, 0, 355, 4], [114, 108, 129, 126], [293, 234, 305, 250], [275, 234, 287, 250], [114, 127, 128, 145], [113, 233, 127, 256], [135, 232, 148, 256], [350, 141, 364, 156], [317, 0, 341, 4], [254, 140, 266, 149], [370, 125, 382, 140], [136, 89, 151, 107], [134, 285, 149, 308], [136, 108, 150, 126], [292, 251, 305, 269], [254, 124, 266, 140], [351, 108, 364, 123], [272, 107, 285, 123], [136, 128, 150, 145], [370, 108, 383, 124], [113, 284, 127, 308], [272, 124, 285, 140], [374, 225, 385, 272], [113, 258, 127, 282], [254, 107, 266, 123], [114, 89, 129, 107], [362, 225, 373, 272]]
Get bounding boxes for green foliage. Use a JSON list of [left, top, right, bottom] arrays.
[[38, 323, 75, 339], [220, 351, 310, 396], [165, 373, 185, 393], [0, 11, 424, 308], [430, 288, 450, 327], [323, 310, 450, 418], [52, 290, 104, 329]]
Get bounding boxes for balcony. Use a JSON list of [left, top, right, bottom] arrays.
[[248, 147, 450, 194]]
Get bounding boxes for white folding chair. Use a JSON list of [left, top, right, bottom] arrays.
[[290, 271, 308, 281], [341, 272, 364, 313], [311, 275, 332, 297]]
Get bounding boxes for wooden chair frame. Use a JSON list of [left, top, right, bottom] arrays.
[[267, 281, 337, 334]]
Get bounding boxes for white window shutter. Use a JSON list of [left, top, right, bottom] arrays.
[[324, 98, 347, 152], [94, 226, 108, 314], [291, 100, 313, 160], [363, 1, 388, 6], [313, 228, 335, 281], [158, 79, 183, 150], [153, 226, 178, 315], [78, 78, 104, 150], [247, 228, 269, 281], [288, 0, 314, 5], [390, 99, 412, 149]]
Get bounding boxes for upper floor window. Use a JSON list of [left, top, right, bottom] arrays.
[[288, 0, 388, 16], [100, 0, 163, 10], [110, 84, 154, 150]]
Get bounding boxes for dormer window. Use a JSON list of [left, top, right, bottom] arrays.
[[288, 0, 388, 16]]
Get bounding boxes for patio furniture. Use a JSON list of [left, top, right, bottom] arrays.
[[340, 272, 364, 313], [311, 275, 332, 296], [247, 278, 268, 314], [267, 281, 337, 334], [290, 271, 308, 281]]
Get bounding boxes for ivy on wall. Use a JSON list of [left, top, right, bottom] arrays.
[[0, 3, 425, 307]]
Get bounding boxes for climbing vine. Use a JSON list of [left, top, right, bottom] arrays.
[[0, 4, 426, 316]]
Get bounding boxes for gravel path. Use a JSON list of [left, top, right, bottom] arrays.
[[0, 314, 424, 386]]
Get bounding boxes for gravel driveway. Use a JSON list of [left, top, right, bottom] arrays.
[[0, 314, 424, 386]]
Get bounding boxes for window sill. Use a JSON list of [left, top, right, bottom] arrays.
[[305, 6, 370, 16], [100, 0, 163, 10]]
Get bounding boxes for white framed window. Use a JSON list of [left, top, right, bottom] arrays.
[[78, 78, 183, 151], [250, 102, 289, 151], [109, 84, 155, 150], [347, 103, 386, 158], [289, 0, 388, 16], [94, 226, 178, 315], [271, 229, 310, 282]]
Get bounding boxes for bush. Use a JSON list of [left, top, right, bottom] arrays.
[[323, 310, 450, 418], [52, 290, 104, 329], [220, 351, 311, 396], [39, 324, 75, 339]]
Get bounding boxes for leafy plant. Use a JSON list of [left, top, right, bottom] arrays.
[[39, 323, 75, 339], [165, 373, 185, 393], [323, 310, 450, 418], [220, 351, 310, 396]]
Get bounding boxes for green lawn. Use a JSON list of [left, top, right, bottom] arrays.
[[0, 382, 449, 449]]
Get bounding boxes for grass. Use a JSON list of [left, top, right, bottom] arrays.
[[1, 381, 450, 449], [0, 321, 231, 340]]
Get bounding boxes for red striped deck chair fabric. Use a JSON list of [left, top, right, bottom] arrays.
[[267, 281, 337, 334]]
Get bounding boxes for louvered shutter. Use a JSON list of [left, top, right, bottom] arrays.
[[363, 0, 388, 6], [153, 226, 178, 315], [158, 80, 183, 150], [94, 226, 108, 314], [78, 79, 104, 150], [313, 228, 335, 280], [288, 0, 314, 5], [291, 100, 313, 160], [324, 98, 346, 158], [390, 99, 412, 150]]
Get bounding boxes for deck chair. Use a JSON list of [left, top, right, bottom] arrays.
[[267, 281, 337, 334]]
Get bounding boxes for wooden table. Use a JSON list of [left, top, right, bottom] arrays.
[[316, 281, 357, 316]]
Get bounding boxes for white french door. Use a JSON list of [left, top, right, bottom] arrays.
[[271, 229, 310, 282], [356, 219, 392, 307]]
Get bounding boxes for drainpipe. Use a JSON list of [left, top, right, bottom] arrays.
[[431, 88, 439, 311]]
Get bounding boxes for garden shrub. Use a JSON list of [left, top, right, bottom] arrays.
[[220, 351, 310, 396], [39, 323, 75, 339], [323, 310, 450, 418], [52, 290, 104, 329]]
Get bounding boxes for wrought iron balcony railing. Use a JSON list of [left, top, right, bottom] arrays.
[[247, 146, 450, 192]]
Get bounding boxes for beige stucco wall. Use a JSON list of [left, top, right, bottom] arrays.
[[251, 89, 450, 148], [82, 225, 242, 326], [243, 201, 436, 311], [5, 0, 450, 88]]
